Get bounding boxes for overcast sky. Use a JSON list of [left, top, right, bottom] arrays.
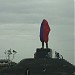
[[0, 0, 74, 65]]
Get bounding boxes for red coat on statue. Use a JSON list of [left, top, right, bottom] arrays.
[[40, 19, 50, 43]]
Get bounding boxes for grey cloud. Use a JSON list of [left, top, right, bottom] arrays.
[[0, 0, 73, 24]]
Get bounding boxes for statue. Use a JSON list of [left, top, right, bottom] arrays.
[[40, 19, 51, 49]]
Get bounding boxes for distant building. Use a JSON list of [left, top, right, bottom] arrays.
[[0, 59, 9, 70], [0, 59, 16, 70], [0, 59, 9, 65]]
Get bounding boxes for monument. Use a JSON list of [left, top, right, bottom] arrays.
[[0, 19, 75, 75], [34, 19, 52, 59]]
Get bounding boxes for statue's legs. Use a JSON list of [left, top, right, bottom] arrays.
[[46, 42, 48, 49], [42, 42, 48, 49], [42, 41, 44, 49]]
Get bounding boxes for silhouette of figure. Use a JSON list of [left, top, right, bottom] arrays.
[[40, 19, 50, 49]]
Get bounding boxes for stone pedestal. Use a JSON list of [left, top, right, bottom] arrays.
[[34, 48, 52, 59]]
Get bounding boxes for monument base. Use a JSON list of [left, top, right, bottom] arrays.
[[34, 48, 52, 59]]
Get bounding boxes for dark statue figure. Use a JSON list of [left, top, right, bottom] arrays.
[[40, 19, 50, 48]]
